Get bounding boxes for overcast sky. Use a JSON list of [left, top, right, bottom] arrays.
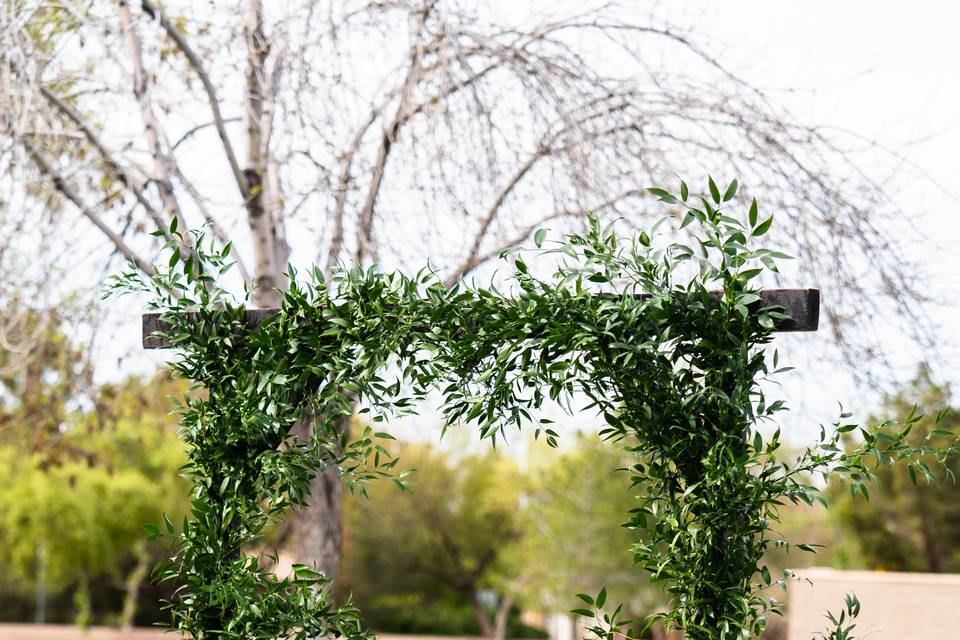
[[699, 1, 960, 431], [104, 0, 960, 450]]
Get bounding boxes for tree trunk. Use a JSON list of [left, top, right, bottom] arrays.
[[920, 510, 942, 572], [284, 412, 350, 580], [465, 587, 495, 638], [290, 464, 343, 580], [243, 0, 287, 303], [493, 591, 515, 640], [120, 540, 150, 631], [243, 0, 336, 585]]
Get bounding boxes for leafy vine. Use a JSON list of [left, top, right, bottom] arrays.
[[111, 178, 952, 639]]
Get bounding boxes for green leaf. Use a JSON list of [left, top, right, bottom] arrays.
[[708, 176, 720, 203], [647, 187, 678, 204], [752, 217, 773, 236], [748, 198, 758, 226], [534, 228, 548, 248], [723, 179, 738, 202]]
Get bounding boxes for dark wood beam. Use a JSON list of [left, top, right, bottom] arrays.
[[143, 288, 819, 349]]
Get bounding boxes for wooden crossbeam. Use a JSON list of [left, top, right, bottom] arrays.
[[143, 288, 819, 349]]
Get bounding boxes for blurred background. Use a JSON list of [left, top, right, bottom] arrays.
[[1, 1, 959, 638]]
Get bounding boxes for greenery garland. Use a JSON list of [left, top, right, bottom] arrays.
[[111, 178, 953, 640]]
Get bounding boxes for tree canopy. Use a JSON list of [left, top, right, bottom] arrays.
[[339, 442, 528, 638], [0, 369, 189, 626]]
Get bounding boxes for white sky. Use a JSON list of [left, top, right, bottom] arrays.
[[701, 0, 960, 433], [96, 0, 960, 450]]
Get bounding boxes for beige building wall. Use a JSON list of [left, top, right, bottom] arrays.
[[787, 567, 960, 639]]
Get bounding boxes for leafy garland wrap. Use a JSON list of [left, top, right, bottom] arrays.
[[112, 179, 952, 640]]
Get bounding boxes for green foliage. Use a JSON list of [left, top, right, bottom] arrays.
[[0, 371, 188, 622], [828, 369, 960, 572], [816, 593, 861, 640], [519, 435, 661, 618], [0, 452, 167, 589], [339, 435, 664, 636], [339, 441, 525, 634], [110, 178, 955, 640]]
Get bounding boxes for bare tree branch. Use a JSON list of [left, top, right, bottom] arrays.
[[355, 0, 437, 265], [138, 0, 249, 203], [117, 0, 201, 275], [446, 188, 644, 286], [38, 84, 171, 243], [22, 137, 153, 276], [324, 58, 500, 273], [171, 117, 242, 152], [451, 145, 550, 280]]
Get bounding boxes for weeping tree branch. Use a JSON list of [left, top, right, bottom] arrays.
[[324, 57, 502, 273], [447, 187, 645, 286], [355, 0, 437, 265], [22, 136, 153, 276], [138, 0, 249, 204], [118, 0, 188, 240]]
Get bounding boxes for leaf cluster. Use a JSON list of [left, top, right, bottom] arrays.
[[109, 179, 956, 639]]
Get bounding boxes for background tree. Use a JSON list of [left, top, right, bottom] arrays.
[[518, 435, 664, 624], [338, 441, 531, 640], [828, 369, 960, 573], [1, 0, 935, 578], [338, 435, 679, 638], [0, 306, 91, 453], [0, 365, 189, 627]]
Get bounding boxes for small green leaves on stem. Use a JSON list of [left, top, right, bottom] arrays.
[[816, 593, 861, 640], [534, 227, 548, 248], [574, 586, 636, 640], [108, 177, 958, 640], [723, 179, 738, 202]]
